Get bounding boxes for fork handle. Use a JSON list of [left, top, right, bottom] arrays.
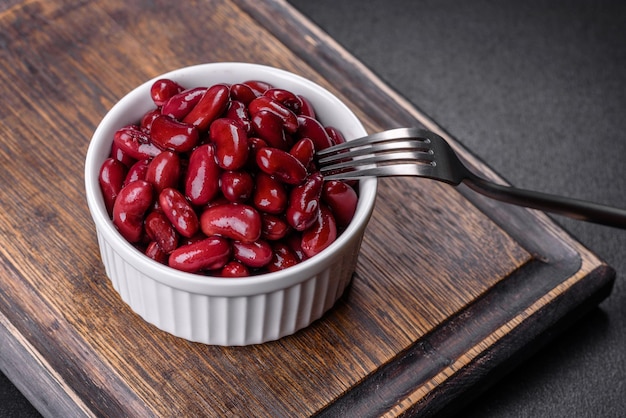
[[464, 175, 626, 229]]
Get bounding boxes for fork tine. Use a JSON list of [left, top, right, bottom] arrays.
[[316, 127, 429, 156], [321, 163, 438, 181], [317, 139, 433, 165], [319, 149, 434, 171]]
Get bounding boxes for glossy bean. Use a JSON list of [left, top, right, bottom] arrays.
[[230, 83, 258, 105], [289, 137, 315, 168], [112, 180, 153, 243], [250, 110, 289, 150], [123, 159, 150, 186], [249, 96, 298, 133], [200, 203, 261, 243], [261, 213, 291, 241], [256, 147, 307, 185], [150, 78, 184, 107], [179, 232, 208, 247], [322, 180, 358, 227], [145, 151, 181, 193], [297, 115, 334, 151], [286, 172, 323, 231], [263, 88, 302, 113], [145, 241, 168, 264], [182, 83, 230, 132], [140, 108, 161, 134], [184, 144, 221, 206], [243, 80, 273, 96], [266, 242, 299, 272], [144, 210, 179, 253], [297, 94, 316, 118], [99, 158, 127, 216], [246, 136, 268, 168], [219, 261, 250, 277], [301, 205, 337, 258], [161, 87, 207, 121], [168, 237, 231, 273], [325, 126, 346, 146], [286, 233, 307, 261], [232, 240, 273, 268], [224, 100, 252, 133], [159, 187, 199, 238], [150, 115, 199, 153], [109, 141, 136, 167], [209, 118, 249, 170], [220, 170, 254, 202], [252, 172, 287, 214], [113, 125, 162, 160]]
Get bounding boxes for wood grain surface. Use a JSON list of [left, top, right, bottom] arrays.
[[0, 0, 614, 416]]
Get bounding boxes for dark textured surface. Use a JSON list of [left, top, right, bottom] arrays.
[[286, 0, 626, 417], [1, 1, 625, 416]]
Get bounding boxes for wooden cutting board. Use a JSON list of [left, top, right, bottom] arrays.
[[0, 0, 614, 416]]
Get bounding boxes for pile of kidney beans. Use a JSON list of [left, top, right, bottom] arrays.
[[98, 78, 359, 277]]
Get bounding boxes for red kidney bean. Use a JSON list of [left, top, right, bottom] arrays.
[[140, 108, 161, 134], [249, 96, 298, 133], [297, 95, 316, 118], [297, 115, 334, 151], [256, 147, 307, 185], [220, 170, 254, 202], [99, 158, 127, 216], [110, 141, 136, 167], [325, 126, 346, 146], [150, 78, 184, 107], [159, 187, 199, 238], [261, 213, 291, 241], [289, 137, 315, 168], [266, 242, 299, 272], [204, 195, 230, 209], [220, 260, 250, 277], [179, 232, 208, 247], [209, 118, 249, 170], [200, 203, 261, 243], [232, 240, 273, 268], [182, 83, 230, 132], [301, 205, 337, 258], [250, 109, 289, 150], [123, 159, 150, 187], [246, 136, 268, 168], [112, 180, 153, 243], [114, 125, 162, 160], [145, 151, 181, 193], [161, 87, 207, 121], [224, 100, 252, 133], [243, 80, 273, 96], [144, 210, 179, 253], [168, 236, 231, 273], [252, 172, 287, 214], [263, 88, 302, 113], [286, 171, 323, 231], [230, 83, 258, 105], [184, 144, 221, 206], [150, 115, 199, 153], [145, 241, 168, 264], [286, 233, 307, 261], [322, 180, 358, 227]]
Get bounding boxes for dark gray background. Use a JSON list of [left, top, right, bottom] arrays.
[[2, 0, 625, 416]]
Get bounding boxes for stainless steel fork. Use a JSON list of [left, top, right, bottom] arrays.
[[317, 127, 626, 229]]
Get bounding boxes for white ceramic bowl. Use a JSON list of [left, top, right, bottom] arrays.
[[84, 63, 377, 345]]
